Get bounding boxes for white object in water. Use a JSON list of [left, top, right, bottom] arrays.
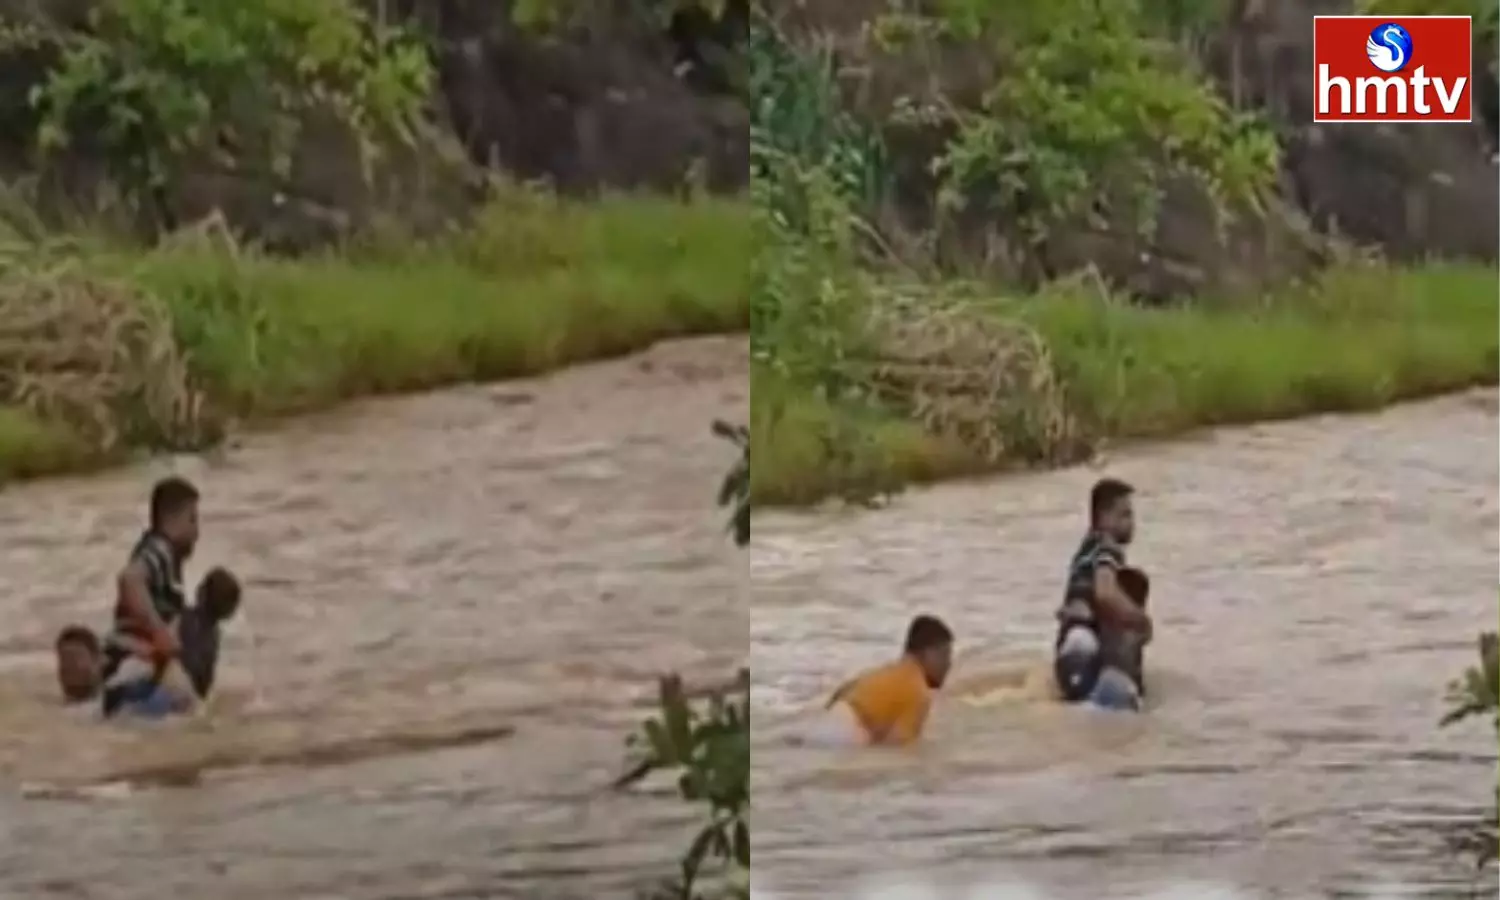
[[1057, 626, 1101, 658], [794, 700, 867, 748]]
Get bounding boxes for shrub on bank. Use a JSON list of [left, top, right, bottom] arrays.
[[751, 262, 1499, 506], [0, 190, 751, 483]]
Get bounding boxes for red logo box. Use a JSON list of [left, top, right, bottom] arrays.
[[1313, 16, 1472, 123]]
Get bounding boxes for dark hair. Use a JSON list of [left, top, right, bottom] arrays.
[[197, 567, 242, 622], [149, 476, 200, 529], [1089, 478, 1134, 525], [903, 614, 954, 655], [55, 625, 100, 654], [1117, 567, 1150, 608]]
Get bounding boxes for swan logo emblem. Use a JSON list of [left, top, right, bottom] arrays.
[[1365, 22, 1413, 73]]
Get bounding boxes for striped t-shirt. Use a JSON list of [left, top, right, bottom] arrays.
[[1057, 531, 1126, 625], [103, 530, 186, 668]]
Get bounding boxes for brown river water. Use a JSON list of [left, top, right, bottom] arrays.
[[752, 390, 1498, 899], [0, 337, 748, 900]]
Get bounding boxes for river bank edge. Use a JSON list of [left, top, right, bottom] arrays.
[[751, 262, 1499, 508], [0, 192, 751, 485]]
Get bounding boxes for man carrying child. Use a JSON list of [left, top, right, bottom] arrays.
[[52, 476, 243, 719]]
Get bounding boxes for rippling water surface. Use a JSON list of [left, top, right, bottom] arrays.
[[752, 391, 1498, 899], [0, 337, 748, 899]]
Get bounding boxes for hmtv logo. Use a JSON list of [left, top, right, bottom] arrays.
[[1313, 16, 1472, 123]]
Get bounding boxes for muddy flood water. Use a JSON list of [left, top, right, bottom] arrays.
[[0, 337, 748, 900], [752, 391, 1498, 899]]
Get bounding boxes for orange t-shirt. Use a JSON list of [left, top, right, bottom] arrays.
[[829, 656, 931, 745]]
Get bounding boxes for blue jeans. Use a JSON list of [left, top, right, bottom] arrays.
[[103, 677, 182, 720], [1088, 666, 1142, 712], [1056, 625, 1143, 712]]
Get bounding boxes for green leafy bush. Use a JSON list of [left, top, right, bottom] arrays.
[[748, 19, 873, 407], [27, 0, 430, 212], [925, 0, 1277, 250]]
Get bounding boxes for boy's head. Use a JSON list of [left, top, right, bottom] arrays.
[[903, 614, 955, 689], [197, 567, 242, 623], [54, 625, 102, 703], [149, 476, 200, 558]]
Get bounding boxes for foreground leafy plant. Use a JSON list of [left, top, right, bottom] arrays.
[[625, 671, 750, 899], [1440, 616, 1498, 867], [712, 419, 749, 546], [619, 418, 750, 900]]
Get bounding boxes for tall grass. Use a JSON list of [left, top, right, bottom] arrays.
[[0, 190, 752, 482], [752, 263, 1498, 506]]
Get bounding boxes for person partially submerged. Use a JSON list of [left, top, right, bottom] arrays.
[[54, 568, 243, 718], [55, 626, 104, 705], [811, 614, 955, 747], [1053, 477, 1153, 711]]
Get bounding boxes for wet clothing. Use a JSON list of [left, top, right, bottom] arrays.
[[799, 700, 869, 747], [101, 531, 186, 681], [101, 673, 183, 719], [174, 606, 222, 699], [828, 656, 932, 746], [100, 607, 221, 720], [121, 530, 187, 626], [1054, 532, 1146, 703], [1054, 623, 1104, 703], [1088, 667, 1142, 711], [1058, 532, 1127, 626]]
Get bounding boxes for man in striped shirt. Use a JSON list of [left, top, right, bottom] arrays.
[[1053, 478, 1153, 710], [101, 477, 200, 681]]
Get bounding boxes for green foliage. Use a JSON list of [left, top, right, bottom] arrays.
[[26, 0, 431, 211], [0, 191, 752, 482], [625, 672, 750, 900], [511, 0, 731, 31], [751, 263, 1500, 506], [616, 426, 749, 899], [748, 23, 886, 232], [713, 420, 749, 547], [1439, 623, 1498, 867], [748, 20, 874, 397], [1441, 630, 1498, 730], [924, 0, 1278, 248]]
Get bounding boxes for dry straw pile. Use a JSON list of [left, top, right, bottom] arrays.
[[0, 235, 219, 456], [857, 283, 1075, 463]]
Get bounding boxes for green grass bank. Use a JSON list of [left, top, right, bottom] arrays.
[[0, 191, 751, 483], [752, 263, 1499, 507]]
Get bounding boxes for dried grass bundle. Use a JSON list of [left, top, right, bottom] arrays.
[[857, 285, 1074, 463], [0, 252, 217, 454]]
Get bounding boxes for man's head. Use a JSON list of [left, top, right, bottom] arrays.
[[196, 567, 242, 623], [903, 614, 955, 689], [54, 625, 102, 703], [149, 476, 200, 557], [1089, 477, 1135, 545]]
